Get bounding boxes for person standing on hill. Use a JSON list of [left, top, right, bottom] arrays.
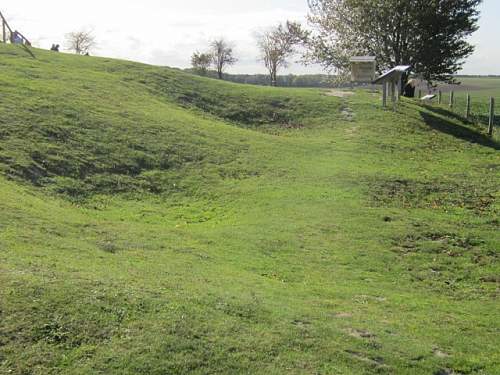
[[11, 31, 23, 44]]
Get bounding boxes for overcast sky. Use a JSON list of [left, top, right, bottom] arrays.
[[4, 0, 500, 75]]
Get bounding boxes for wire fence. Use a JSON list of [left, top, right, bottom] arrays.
[[450, 93, 497, 129], [418, 89, 498, 136]]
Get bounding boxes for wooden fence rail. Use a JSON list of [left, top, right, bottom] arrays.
[[0, 10, 31, 45], [0, 10, 13, 43]]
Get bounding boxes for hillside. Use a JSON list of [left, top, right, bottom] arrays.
[[0, 44, 499, 375]]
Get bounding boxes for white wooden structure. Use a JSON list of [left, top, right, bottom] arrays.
[[350, 56, 376, 84], [0, 10, 12, 43], [0, 10, 30, 45], [421, 94, 436, 101], [373, 65, 411, 109]]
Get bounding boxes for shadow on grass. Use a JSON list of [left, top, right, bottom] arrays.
[[419, 111, 499, 150], [421, 102, 499, 128], [421, 103, 469, 123]]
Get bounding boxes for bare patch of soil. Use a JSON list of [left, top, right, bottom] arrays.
[[391, 228, 498, 298], [368, 177, 496, 214], [345, 350, 389, 370], [434, 369, 459, 375], [334, 312, 353, 318], [433, 348, 451, 358], [346, 328, 376, 339], [325, 89, 354, 98], [393, 232, 482, 257]]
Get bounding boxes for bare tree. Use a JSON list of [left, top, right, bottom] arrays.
[[209, 38, 237, 79], [256, 21, 307, 86], [191, 51, 212, 75], [65, 30, 96, 55]]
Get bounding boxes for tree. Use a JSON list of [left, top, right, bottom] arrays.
[[307, 0, 482, 84], [256, 21, 307, 86], [65, 30, 96, 55], [191, 51, 212, 75], [209, 39, 237, 79]]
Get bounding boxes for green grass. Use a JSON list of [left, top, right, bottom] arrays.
[[0, 44, 499, 375]]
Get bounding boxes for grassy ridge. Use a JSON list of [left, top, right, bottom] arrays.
[[0, 46, 342, 199], [0, 47, 254, 197], [0, 44, 499, 374]]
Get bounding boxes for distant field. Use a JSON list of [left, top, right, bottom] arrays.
[[435, 77, 500, 95]]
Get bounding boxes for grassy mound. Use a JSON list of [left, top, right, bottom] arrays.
[[0, 44, 499, 375], [0, 45, 341, 199]]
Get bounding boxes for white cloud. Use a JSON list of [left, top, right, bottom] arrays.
[[3, 0, 499, 75]]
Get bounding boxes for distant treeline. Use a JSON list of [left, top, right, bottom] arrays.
[[185, 69, 333, 88], [455, 75, 500, 78], [185, 69, 499, 88]]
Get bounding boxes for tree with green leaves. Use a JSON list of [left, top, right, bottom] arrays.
[[210, 38, 237, 79], [191, 51, 212, 76], [307, 0, 482, 84], [256, 21, 308, 86]]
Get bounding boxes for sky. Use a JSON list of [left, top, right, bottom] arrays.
[[3, 0, 500, 75]]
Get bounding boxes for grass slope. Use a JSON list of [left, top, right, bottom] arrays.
[[0, 44, 499, 375]]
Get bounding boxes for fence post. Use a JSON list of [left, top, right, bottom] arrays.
[[466, 93, 471, 119], [382, 82, 387, 108], [449, 91, 454, 109], [488, 97, 495, 136], [390, 81, 396, 111], [418, 89, 421, 99], [2, 18, 5, 43], [438, 90, 442, 104]]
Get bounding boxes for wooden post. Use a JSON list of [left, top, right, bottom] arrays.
[[390, 81, 396, 111], [0, 11, 6, 43], [449, 91, 454, 109], [382, 82, 387, 108], [0, 11, 13, 44], [488, 97, 495, 136], [418, 89, 421, 99], [466, 93, 471, 119], [438, 90, 442, 104]]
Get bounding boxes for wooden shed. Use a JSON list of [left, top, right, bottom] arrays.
[[350, 56, 376, 84]]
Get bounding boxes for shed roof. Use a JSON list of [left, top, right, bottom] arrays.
[[350, 56, 376, 62], [372, 65, 411, 84]]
